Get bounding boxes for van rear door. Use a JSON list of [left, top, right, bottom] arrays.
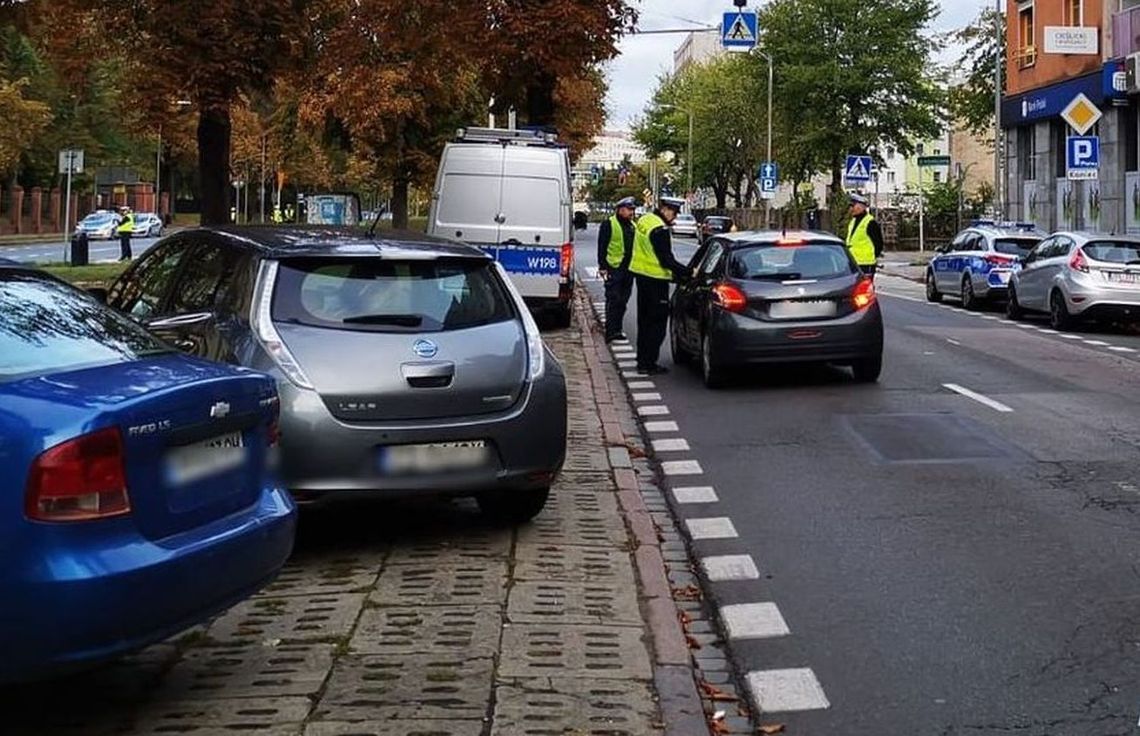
[[433, 144, 505, 245], [492, 148, 569, 299]]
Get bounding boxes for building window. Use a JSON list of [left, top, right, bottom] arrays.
[[1067, 0, 1081, 25], [1018, 126, 1036, 181], [933, 172, 942, 183], [886, 146, 895, 159], [887, 171, 896, 184], [1018, 1, 1036, 67]]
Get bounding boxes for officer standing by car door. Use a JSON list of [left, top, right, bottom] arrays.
[[630, 195, 689, 375], [845, 193, 884, 276], [598, 196, 637, 343], [116, 206, 134, 261]]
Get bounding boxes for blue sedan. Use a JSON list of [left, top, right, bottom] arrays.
[[0, 263, 296, 682], [925, 221, 1044, 310]]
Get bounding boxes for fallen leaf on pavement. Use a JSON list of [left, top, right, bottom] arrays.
[[758, 724, 786, 734], [685, 634, 702, 650], [672, 584, 701, 601], [698, 681, 739, 702]]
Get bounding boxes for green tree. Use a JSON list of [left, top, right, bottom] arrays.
[[0, 77, 51, 176], [759, 0, 945, 194], [948, 8, 1005, 140]]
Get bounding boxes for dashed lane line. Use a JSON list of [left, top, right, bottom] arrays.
[[671, 486, 718, 504], [721, 603, 792, 640], [701, 554, 760, 581], [747, 668, 831, 713], [632, 392, 663, 402], [652, 438, 691, 453], [636, 405, 670, 417], [662, 459, 703, 476], [644, 420, 679, 433], [943, 383, 1014, 413], [685, 517, 739, 540]]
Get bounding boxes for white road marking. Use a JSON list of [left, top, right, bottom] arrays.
[[644, 420, 680, 433], [613, 339, 631, 346], [702, 555, 760, 581], [632, 392, 663, 402], [1038, 328, 1059, 334], [583, 266, 601, 281], [1015, 323, 1035, 329], [1083, 339, 1110, 346], [721, 603, 791, 639], [747, 668, 830, 712], [637, 405, 670, 417], [662, 459, 703, 476], [617, 361, 638, 369], [943, 383, 1013, 413], [945, 338, 962, 346], [1060, 334, 1083, 340], [980, 315, 999, 321], [627, 381, 655, 390], [876, 291, 927, 304], [621, 371, 641, 380], [685, 517, 738, 540], [1108, 346, 1136, 353], [672, 486, 718, 504], [652, 438, 690, 452]]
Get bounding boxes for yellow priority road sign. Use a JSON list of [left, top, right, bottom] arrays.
[[1061, 93, 1102, 136]]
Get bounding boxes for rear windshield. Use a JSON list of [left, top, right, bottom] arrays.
[[0, 273, 171, 382], [272, 257, 516, 333], [676, 215, 696, 222], [1082, 241, 1140, 264], [707, 217, 732, 227], [993, 238, 1039, 256], [728, 243, 855, 281]]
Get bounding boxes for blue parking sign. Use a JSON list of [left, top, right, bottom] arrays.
[[1066, 136, 1099, 180]]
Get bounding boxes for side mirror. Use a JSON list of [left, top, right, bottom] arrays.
[[572, 211, 588, 230], [86, 287, 109, 303]]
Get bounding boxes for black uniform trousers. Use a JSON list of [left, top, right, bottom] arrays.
[[118, 230, 132, 260], [635, 275, 671, 369], [604, 268, 634, 340]]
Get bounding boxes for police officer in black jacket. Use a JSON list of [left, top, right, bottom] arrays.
[[597, 196, 638, 342]]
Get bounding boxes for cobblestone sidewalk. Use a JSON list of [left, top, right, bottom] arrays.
[[0, 307, 705, 736]]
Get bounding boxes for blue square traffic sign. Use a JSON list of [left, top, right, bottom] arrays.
[[757, 162, 778, 198], [722, 10, 758, 51], [1066, 136, 1099, 180], [844, 155, 873, 184]]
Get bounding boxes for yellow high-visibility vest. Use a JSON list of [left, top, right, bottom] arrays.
[[846, 214, 877, 266], [630, 213, 672, 280]]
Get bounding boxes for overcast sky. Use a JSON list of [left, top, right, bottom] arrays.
[[604, 0, 991, 130]]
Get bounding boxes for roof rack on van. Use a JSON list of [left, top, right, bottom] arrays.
[[455, 127, 560, 146]]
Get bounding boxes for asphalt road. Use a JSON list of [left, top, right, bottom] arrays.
[[0, 236, 162, 264], [576, 225, 1140, 734]]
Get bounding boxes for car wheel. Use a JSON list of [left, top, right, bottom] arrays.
[[925, 270, 942, 303], [700, 331, 725, 389], [671, 323, 692, 366], [550, 301, 573, 330], [1049, 290, 1073, 331], [1006, 285, 1024, 320], [851, 354, 883, 383], [477, 486, 550, 525], [960, 276, 978, 311]]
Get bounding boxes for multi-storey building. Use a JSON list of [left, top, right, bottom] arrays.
[[673, 31, 725, 74]]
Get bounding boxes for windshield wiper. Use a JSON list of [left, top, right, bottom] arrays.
[[342, 313, 423, 327]]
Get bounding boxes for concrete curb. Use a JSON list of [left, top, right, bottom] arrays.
[[573, 289, 711, 736]]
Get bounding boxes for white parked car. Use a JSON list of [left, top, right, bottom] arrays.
[[672, 213, 699, 238]]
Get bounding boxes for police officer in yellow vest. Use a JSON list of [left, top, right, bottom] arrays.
[[116, 206, 134, 261], [631, 195, 690, 375], [597, 196, 638, 343], [845, 193, 884, 276]]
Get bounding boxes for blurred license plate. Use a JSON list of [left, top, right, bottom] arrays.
[[166, 431, 245, 485], [769, 301, 836, 319], [382, 441, 489, 475], [1108, 271, 1139, 284]]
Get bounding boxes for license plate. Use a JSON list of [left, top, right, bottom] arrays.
[[166, 431, 246, 485], [769, 300, 837, 319], [1107, 271, 1140, 284], [381, 440, 489, 475]]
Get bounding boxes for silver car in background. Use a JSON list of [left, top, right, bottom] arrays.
[[76, 210, 121, 239], [131, 212, 164, 237], [1007, 232, 1140, 329], [672, 213, 699, 238]]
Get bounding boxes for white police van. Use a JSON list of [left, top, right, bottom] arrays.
[[427, 127, 579, 327]]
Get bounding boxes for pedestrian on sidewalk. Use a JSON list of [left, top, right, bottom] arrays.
[[116, 206, 134, 261], [845, 193, 883, 277], [631, 195, 690, 375], [598, 196, 637, 343]]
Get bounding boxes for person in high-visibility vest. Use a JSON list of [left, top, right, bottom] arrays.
[[116, 206, 134, 261], [630, 195, 689, 375], [845, 193, 884, 276], [597, 196, 638, 343]]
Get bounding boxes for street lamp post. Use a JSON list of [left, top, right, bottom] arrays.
[[753, 49, 774, 227], [993, 0, 1003, 218]]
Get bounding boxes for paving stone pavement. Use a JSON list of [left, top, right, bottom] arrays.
[[0, 315, 683, 736]]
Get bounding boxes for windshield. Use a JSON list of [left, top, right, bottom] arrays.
[[1082, 241, 1140, 264], [0, 273, 171, 383], [728, 243, 855, 281], [676, 215, 696, 223], [272, 257, 516, 333], [82, 213, 116, 224], [993, 238, 1039, 256]]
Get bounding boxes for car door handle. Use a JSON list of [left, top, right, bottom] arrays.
[[402, 361, 455, 388]]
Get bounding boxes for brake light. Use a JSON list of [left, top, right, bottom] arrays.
[[1069, 248, 1089, 273], [25, 427, 130, 522], [712, 282, 748, 313], [853, 277, 876, 309], [777, 238, 806, 247], [983, 254, 1014, 265], [560, 242, 573, 279]]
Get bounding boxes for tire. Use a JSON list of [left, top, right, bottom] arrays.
[[700, 331, 726, 389], [1049, 290, 1073, 331], [550, 301, 573, 330], [1006, 285, 1024, 320], [851, 354, 883, 383], [670, 323, 692, 366], [925, 270, 942, 303], [477, 486, 550, 525], [961, 275, 979, 311]]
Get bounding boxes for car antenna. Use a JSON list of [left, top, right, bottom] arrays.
[[367, 209, 381, 239]]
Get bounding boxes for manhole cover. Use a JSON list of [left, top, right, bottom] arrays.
[[843, 413, 1026, 464]]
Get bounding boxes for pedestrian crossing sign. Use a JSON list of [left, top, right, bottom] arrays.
[[721, 10, 758, 51], [844, 155, 873, 183]]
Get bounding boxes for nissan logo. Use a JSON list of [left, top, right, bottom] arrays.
[[413, 339, 439, 359]]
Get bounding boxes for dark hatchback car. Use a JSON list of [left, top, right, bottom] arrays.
[[670, 231, 883, 387], [699, 215, 736, 244], [98, 227, 567, 523]]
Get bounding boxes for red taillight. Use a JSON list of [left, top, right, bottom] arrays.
[[777, 238, 806, 247], [852, 277, 876, 310], [1069, 248, 1089, 273], [560, 242, 573, 279], [25, 427, 130, 522], [712, 282, 748, 313], [983, 254, 1014, 265]]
